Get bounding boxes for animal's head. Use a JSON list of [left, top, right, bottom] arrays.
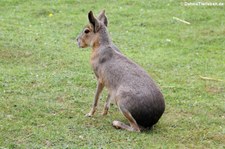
[[76, 10, 108, 48]]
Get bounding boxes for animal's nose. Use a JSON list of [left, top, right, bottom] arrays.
[[76, 35, 81, 42]]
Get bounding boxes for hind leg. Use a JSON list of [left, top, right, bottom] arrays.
[[113, 104, 140, 132]]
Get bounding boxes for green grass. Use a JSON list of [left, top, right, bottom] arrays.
[[0, 0, 224, 148]]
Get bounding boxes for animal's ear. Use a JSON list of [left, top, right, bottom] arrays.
[[98, 10, 108, 27], [88, 11, 100, 33]]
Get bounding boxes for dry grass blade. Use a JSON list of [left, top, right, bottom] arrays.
[[173, 17, 191, 25], [199, 75, 224, 82]]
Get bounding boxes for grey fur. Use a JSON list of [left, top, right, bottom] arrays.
[[77, 10, 165, 131]]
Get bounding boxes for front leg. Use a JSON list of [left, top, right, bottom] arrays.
[[102, 94, 111, 116], [86, 82, 104, 117]]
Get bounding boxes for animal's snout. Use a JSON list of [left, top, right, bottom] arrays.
[[76, 37, 80, 47], [76, 36, 79, 42], [76, 36, 82, 48]]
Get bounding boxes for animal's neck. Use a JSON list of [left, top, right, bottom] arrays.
[[91, 27, 111, 51], [99, 28, 111, 46]]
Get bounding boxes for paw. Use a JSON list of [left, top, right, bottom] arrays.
[[101, 110, 108, 116], [102, 106, 109, 116], [112, 120, 120, 128], [85, 113, 93, 117]]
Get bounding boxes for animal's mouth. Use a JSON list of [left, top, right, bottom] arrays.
[[77, 41, 81, 48], [76, 37, 82, 48], [77, 40, 83, 48], [77, 40, 88, 48]]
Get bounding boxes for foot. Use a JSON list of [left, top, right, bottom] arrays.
[[85, 112, 93, 117], [112, 120, 140, 132], [112, 120, 121, 129], [85, 108, 96, 117], [101, 110, 108, 116]]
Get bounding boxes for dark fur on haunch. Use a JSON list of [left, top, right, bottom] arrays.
[[76, 10, 165, 132]]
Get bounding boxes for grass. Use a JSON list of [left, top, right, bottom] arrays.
[[0, 0, 224, 148]]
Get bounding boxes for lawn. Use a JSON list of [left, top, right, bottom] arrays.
[[0, 0, 224, 148]]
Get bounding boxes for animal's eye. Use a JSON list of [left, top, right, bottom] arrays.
[[84, 29, 90, 34]]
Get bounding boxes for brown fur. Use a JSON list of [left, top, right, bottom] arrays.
[[76, 10, 165, 132]]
